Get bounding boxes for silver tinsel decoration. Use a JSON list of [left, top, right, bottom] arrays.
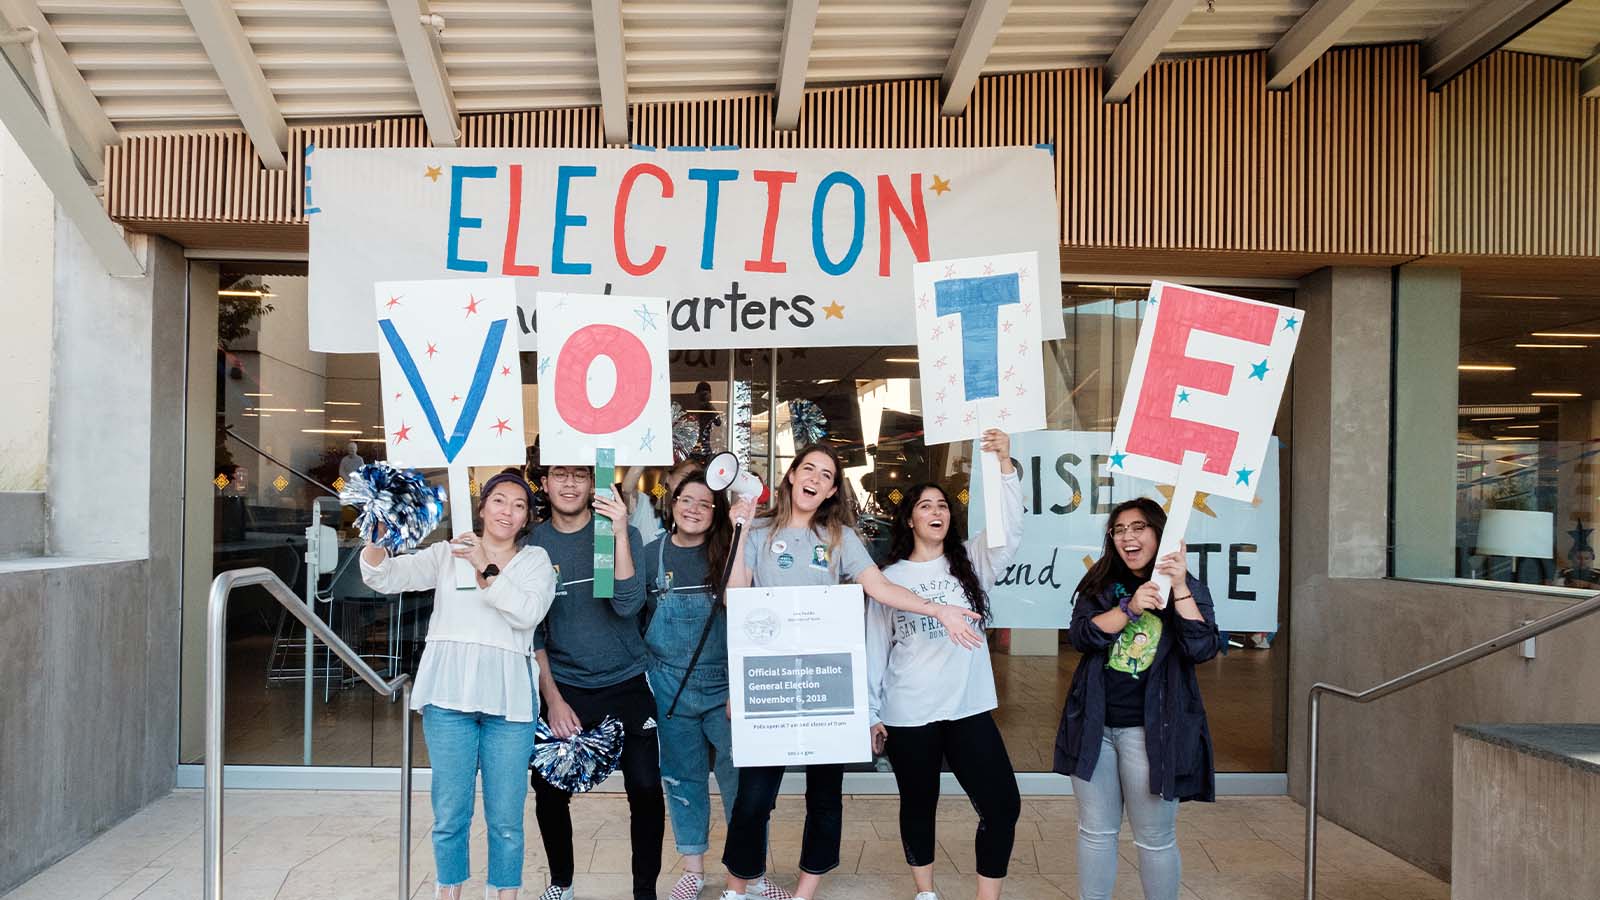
[[530, 716, 625, 793], [340, 462, 446, 553]]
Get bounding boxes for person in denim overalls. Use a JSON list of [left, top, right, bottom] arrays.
[[646, 473, 781, 900]]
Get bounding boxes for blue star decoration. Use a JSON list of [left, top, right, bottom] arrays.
[[634, 304, 659, 331], [1570, 520, 1594, 553], [1177, 389, 1192, 404], [1109, 451, 1128, 469], [1235, 467, 1254, 486], [1248, 359, 1270, 380], [1146, 296, 1157, 307], [1282, 316, 1299, 331], [639, 428, 656, 453], [538, 355, 552, 375]]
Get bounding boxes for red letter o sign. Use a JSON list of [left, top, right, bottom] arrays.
[[553, 324, 653, 434]]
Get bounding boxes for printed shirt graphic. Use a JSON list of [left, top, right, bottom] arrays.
[[1105, 582, 1162, 679]]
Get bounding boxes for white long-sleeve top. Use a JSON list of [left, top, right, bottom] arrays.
[[361, 540, 557, 722], [867, 469, 1025, 727]]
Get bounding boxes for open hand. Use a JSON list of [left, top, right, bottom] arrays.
[[931, 603, 984, 649], [449, 531, 489, 571], [1153, 542, 1189, 593]]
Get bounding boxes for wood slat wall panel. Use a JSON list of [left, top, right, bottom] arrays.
[[102, 47, 1594, 260]]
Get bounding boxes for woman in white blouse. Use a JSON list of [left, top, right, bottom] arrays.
[[361, 469, 557, 900]]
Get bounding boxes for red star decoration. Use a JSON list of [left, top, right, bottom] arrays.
[[947, 374, 957, 385], [1019, 269, 1030, 281], [998, 408, 1011, 422], [449, 394, 461, 403], [392, 421, 412, 443], [917, 294, 929, 309], [491, 418, 512, 436], [982, 263, 994, 275], [1002, 320, 1013, 333], [963, 411, 976, 425], [934, 356, 947, 369], [1022, 302, 1033, 314], [930, 325, 944, 339], [935, 389, 946, 402], [425, 342, 439, 359], [500, 365, 512, 376], [384, 295, 402, 309], [1003, 366, 1016, 381], [1018, 342, 1028, 354], [394, 392, 403, 399], [943, 265, 957, 278], [1016, 385, 1027, 397], [935, 414, 947, 427], [464, 294, 481, 317]]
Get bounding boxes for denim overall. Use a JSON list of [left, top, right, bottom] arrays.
[[644, 538, 738, 855]]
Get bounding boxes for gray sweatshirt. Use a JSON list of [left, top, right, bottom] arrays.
[[528, 518, 648, 689]]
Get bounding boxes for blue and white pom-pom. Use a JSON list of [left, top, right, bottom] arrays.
[[788, 398, 828, 446], [531, 716, 625, 793], [340, 462, 446, 553]]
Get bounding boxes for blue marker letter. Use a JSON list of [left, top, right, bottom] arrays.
[[811, 171, 865, 276], [446, 165, 497, 272], [934, 273, 1021, 401], [687, 168, 738, 270], [551, 164, 598, 275]]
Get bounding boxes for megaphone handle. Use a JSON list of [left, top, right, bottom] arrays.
[[667, 520, 744, 720]]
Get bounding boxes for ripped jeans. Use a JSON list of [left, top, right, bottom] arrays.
[[1070, 727, 1181, 900], [648, 661, 737, 856], [421, 704, 537, 890]]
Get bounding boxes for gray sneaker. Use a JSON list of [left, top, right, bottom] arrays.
[[537, 886, 573, 900]]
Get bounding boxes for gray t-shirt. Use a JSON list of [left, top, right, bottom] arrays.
[[527, 518, 648, 689], [744, 521, 875, 588]]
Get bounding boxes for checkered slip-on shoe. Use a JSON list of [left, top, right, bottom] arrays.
[[669, 872, 705, 900], [536, 885, 573, 900]]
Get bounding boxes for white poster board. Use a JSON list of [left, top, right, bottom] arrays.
[[726, 584, 872, 768], [307, 147, 1065, 351], [969, 430, 1282, 634], [535, 292, 672, 466]]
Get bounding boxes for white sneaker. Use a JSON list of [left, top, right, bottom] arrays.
[[537, 886, 573, 900], [915, 893, 941, 900], [751, 878, 792, 900], [718, 893, 744, 900], [670, 872, 705, 900]]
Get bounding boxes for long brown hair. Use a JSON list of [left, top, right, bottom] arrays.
[[1073, 497, 1168, 603], [666, 471, 732, 591], [759, 443, 858, 561], [885, 483, 990, 622]]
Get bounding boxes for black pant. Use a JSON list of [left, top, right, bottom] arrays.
[[532, 674, 664, 899], [720, 764, 844, 879], [884, 712, 1021, 879]]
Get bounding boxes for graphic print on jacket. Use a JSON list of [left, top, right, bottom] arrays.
[[1105, 583, 1162, 679]]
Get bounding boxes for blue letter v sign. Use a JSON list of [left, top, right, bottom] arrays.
[[379, 318, 508, 464]]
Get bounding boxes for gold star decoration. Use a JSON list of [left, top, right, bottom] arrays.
[[929, 175, 952, 195], [272, 474, 289, 493], [469, 478, 481, 497], [823, 300, 846, 320], [213, 474, 229, 490], [332, 476, 346, 492], [651, 483, 667, 499], [1081, 554, 1095, 571], [956, 488, 970, 505], [424, 165, 442, 183], [1155, 484, 1217, 518], [888, 488, 903, 505]]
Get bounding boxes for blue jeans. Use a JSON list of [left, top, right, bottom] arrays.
[[649, 661, 737, 855], [421, 704, 537, 890], [1070, 727, 1181, 900]]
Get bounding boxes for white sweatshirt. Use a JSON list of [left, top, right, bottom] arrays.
[[867, 469, 1025, 727], [361, 540, 557, 722]]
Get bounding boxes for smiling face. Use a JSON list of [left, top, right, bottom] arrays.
[[541, 465, 594, 517], [1111, 508, 1158, 576], [910, 486, 950, 544], [786, 450, 839, 515], [672, 481, 716, 538], [479, 482, 530, 543]]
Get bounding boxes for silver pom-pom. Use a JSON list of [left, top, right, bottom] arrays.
[[340, 462, 446, 553]]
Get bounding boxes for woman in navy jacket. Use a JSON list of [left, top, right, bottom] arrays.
[[1053, 497, 1222, 900]]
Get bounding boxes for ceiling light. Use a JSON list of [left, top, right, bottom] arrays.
[[303, 408, 324, 413], [1458, 364, 1515, 372], [883, 358, 919, 363], [1532, 392, 1581, 398], [1492, 436, 1534, 441], [1515, 343, 1587, 349], [325, 401, 362, 406], [1530, 332, 1600, 339], [329, 419, 357, 424], [244, 392, 272, 397], [218, 289, 275, 298], [1479, 294, 1560, 301], [1470, 416, 1514, 422], [252, 407, 296, 412], [301, 428, 363, 435], [1505, 425, 1542, 430]]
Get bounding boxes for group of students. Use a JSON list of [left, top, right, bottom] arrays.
[[359, 429, 1223, 900]]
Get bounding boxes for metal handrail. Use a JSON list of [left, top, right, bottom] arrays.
[[206, 567, 413, 900], [1304, 588, 1600, 899]]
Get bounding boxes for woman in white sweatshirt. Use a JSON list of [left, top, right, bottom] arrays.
[[866, 429, 1025, 900], [361, 469, 558, 900]]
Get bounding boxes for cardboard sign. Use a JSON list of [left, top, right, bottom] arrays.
[[535, 292, 672, 466], [1110, 282, 1301, 503], [375, 279, 526, 468], [727, 584, 872, 767], [970, 430, 1282, 634], [307, 147, 1065, 351]]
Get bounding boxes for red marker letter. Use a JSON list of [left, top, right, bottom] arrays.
[[877, 173, 930, 277], [553, 324, 653, 434], [614, 163, 674, 276], [1125, 288, 1277, 477], [501, 164, 540, 276], [744, 169, 798, 273]]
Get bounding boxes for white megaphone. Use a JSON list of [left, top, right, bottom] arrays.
[[705, 451, 764, 525]]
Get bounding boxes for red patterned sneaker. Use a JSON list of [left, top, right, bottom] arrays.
[[670, 872, 705, 900]]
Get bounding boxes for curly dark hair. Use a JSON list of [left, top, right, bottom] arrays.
[[885, 482, 990, 623]]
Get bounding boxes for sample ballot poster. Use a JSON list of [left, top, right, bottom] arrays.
[[726, 584, 872, 767]]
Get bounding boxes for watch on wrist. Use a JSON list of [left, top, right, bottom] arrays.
[[480, 563, 500, 580]]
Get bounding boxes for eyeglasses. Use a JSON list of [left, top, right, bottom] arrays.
[[1108, 521, 1150, 538], [675, 497, 714, 513], [545, 470, 592, 485]]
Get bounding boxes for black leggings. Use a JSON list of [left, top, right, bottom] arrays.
[[884, 712, 1021, 879], [721, 764, 844, 880], [532, 675, 664, 900]]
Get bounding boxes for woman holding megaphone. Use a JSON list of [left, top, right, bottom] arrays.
[[717, 444, 986, 900]]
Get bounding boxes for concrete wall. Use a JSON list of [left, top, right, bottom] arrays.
[[0, 215, 187, 892], [0, 125, 56, 490], [1286, 265, 1600, 879]]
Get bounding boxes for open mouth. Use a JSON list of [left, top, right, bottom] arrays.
[[929, 519, 945, 529], [801, 486, 818, 497]]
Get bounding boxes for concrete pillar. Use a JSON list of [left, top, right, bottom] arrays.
[[0, 124, 56, 492], [1391, 266, 1461, 578]]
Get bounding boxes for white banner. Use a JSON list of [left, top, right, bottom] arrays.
[[307, 147, 1064, 351], [971, 430, 1281, 634], [726, 584, 871, 768]]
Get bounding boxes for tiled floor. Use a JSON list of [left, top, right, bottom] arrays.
[[5, 789, 1446, 900]]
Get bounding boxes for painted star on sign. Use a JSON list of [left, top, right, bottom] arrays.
[[1003, 366, 1016, 381], [943, 264, 957, 278], [425, 342, 439, 359], [1235, 467, 1254, 486], [392, 421, 412, 443], [1178, 389, 1192, 404], [639, 428, 656, 452], [1002, 320, 1013, 333], [947, 374, 957, 385], [450, 394, 461, 403], [1015, 385, 1027, 397], [935, 414, 947, 427], [930, 324, 944, 339], [1109, 451, 1128, 469], [424, 165, 442, 183], [1156, 484, 1217, 518], [823, 300, 846, 319], [929, 175, 951, 195], [917, 293, 929, 310], [501, 365, 512, 376], [1249, 360, 1270, 380], [1282, 316, 1299, 331], [538, 356, 551, 375], [964, 411, 976, 425], [491, 418, 512, 436], [634, 304, 660, 330], [935, 388, 947, 402], [997, 408, 1011, 422], [934, 356, 947, 369], [464, 294, 481, 317], [385, 295, 403, 309], [982, 263, 994, 275]]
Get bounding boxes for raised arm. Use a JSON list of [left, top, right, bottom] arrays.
[[360, 539, 447, 594], [856, 564, 983, 650]]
